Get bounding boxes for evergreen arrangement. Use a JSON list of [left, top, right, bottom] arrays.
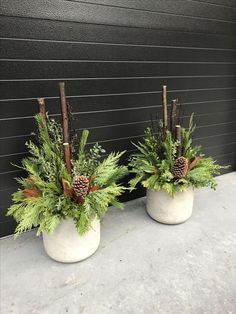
[[129, 86, 228, 196], [7, 84, 128, 237]]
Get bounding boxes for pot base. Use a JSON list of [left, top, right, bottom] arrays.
[[146, 211, 191, 225], [146, 188, 194, 224], [43, 218, 100, 263]]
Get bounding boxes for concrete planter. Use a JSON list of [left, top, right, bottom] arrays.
[[42, 218, 100, 263], [146, 187, 194, 224]]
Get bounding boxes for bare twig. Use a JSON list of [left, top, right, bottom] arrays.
[[175, 125, 182, 157], [162, 85, 168, 136], [37, 98, 47, 124], [170, 99, 177, 138], [59, 82, 71, 174]]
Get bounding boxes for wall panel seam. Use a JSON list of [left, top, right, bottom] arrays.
[[1, 59, 236, 65], [0, 14, 235, 37], [0, 87, 235, 103], [1, 37, 236, 50], [65, 0, 236, 24], [1, 75, 236, 82], [1, 109, 236, 124], [189, 0, 236, 9]]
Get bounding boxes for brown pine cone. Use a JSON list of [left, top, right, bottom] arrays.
[[172, 156, 188, 178], [72, 175, 89, 199]]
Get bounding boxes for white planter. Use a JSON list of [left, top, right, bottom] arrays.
[[146, 187, 194, 224], [42, 218, 100, 263]]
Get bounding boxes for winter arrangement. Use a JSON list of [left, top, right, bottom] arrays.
[[129, 85, 228, 224], [7, 83, 128, 262], [6, 82, 228, 262]]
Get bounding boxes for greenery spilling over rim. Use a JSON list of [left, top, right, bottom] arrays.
[[7, 114, 128, 237], [129, 114, 228, 197]]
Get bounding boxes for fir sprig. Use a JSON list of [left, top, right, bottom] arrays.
[[129, 114, 228, 196], [7, 114, 128, 237]]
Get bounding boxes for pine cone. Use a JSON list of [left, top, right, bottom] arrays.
[[172, 156, 188, 178], [72, 175, 89, 199]]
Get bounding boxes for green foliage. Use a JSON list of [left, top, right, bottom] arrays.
[[92, 152, 128, 186], [129, 128, 159, 191], [186, 157, 223, 189], [129, 114, 228, 196], [162, 131, 178, 167], [7, 114, 128, 237], [181, 114, 201, 160], [72, 130, 106, 178]]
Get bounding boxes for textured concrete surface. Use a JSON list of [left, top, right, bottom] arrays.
[[1, 173, 236, 314]]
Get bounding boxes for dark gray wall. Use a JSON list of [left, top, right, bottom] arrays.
[[0, 0, 236, 237]]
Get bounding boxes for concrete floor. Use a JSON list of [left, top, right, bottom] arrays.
[[1, 173, 236, 314]]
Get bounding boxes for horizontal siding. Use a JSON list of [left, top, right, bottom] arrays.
[[1, 105, 236, 139], [1, 88, 235, 120], [1, 78, 236, 101], [69, 0, 236, 21], [2, 61, 236, 80], [192, 0, 236, 8], [1, 0, 236, 35], [2, 39, 236, 62], [0, 0, 235, 236], [1, 16, 236, 49]]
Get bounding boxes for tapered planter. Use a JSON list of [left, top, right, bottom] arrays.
[[146, 187, 194, 224], [43, 218, 100, 263]]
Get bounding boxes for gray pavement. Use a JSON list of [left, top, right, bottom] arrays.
[[1, 172, 236, 314]]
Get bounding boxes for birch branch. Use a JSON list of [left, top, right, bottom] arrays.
[[175, 125, 182, 157], [162, 85, 168, 137], [59, 82, 71, 174], [37, 98, 47, 124], [170, 99, 177, 138]]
